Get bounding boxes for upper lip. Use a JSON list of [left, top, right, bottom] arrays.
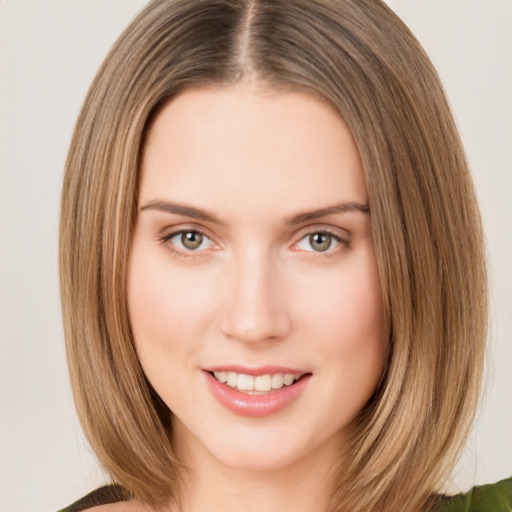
[[203, 365, 310, 376]]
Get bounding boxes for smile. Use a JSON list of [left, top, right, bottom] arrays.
[[204, 367, 312, 417], [211, 371, 303, 394]]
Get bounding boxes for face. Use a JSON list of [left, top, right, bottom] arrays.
[[128, 85, 387, 474]]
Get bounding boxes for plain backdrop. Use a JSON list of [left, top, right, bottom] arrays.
[[0, 1, 510, 511]]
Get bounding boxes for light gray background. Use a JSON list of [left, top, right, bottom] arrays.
[[0, 1, 510, 511]]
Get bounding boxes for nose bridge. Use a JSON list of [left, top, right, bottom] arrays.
[[221, 244, 290, 343]]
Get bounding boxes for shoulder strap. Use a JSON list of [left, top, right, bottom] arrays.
[[58, 484, 130, 512]]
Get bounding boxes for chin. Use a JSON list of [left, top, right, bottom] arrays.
[[215, 445, 303, 473]]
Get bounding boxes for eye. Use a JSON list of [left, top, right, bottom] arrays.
[[179, 231, 204, 250], [163, 229, 215, 253], [295, 231, 347, 253]]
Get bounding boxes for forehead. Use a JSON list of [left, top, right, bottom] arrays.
[[140, 85, 367, 217]]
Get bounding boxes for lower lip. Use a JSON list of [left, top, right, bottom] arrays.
[[204, 371, 311, 417]]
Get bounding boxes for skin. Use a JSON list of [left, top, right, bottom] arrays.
[[115, 85, 387, 512]]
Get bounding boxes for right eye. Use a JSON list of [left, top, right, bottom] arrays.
[[162, 229, 216, 254]]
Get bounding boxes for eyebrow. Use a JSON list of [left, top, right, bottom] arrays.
[[140, 200, 223, 224], [139, 199, 370, 225], [286, 201, 369, 225]]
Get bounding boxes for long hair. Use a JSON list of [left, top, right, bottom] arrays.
[[59, 1, 487, 510]]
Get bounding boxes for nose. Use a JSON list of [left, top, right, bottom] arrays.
[[220, 250, 292, 344]]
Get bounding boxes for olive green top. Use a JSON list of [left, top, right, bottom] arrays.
[[59, 477, 512, 512], [432, 477, 512, 511]]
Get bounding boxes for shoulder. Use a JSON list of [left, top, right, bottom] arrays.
[[432, 476, 512, 512]]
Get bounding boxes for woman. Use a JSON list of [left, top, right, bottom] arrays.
[[58, 0, 510, 511]]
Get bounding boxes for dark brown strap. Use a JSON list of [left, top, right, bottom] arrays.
[[59, 484, 130, 512]]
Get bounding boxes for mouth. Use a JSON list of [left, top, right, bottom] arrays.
[[208, 370, 308, 395], [203, 367, 312, 417]]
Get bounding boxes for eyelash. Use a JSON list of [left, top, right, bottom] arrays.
[[158, 228, 350, 259]]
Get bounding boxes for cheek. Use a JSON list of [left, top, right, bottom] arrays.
[[126, 244, 218, 361], [301, 254, 384, 337], [295, 250, 387, 379]]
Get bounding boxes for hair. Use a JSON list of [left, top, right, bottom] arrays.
[[59, 1, 487, 511]]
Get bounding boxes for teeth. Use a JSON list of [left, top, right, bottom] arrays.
[[226, 372, 237, 387], [215, 371, 227, 383], [237, 373, 254, 391], [283, 374, 295, 386], [255, 374, 272, 392], [271, 373, 284, 389], [213, 371, 302, 393]]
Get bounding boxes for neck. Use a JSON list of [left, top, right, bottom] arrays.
[[180, 457, 336, 512]]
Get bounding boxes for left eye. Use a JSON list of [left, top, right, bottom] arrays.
[[168, 230, 214, 251], [296, 232, 342, 253]]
